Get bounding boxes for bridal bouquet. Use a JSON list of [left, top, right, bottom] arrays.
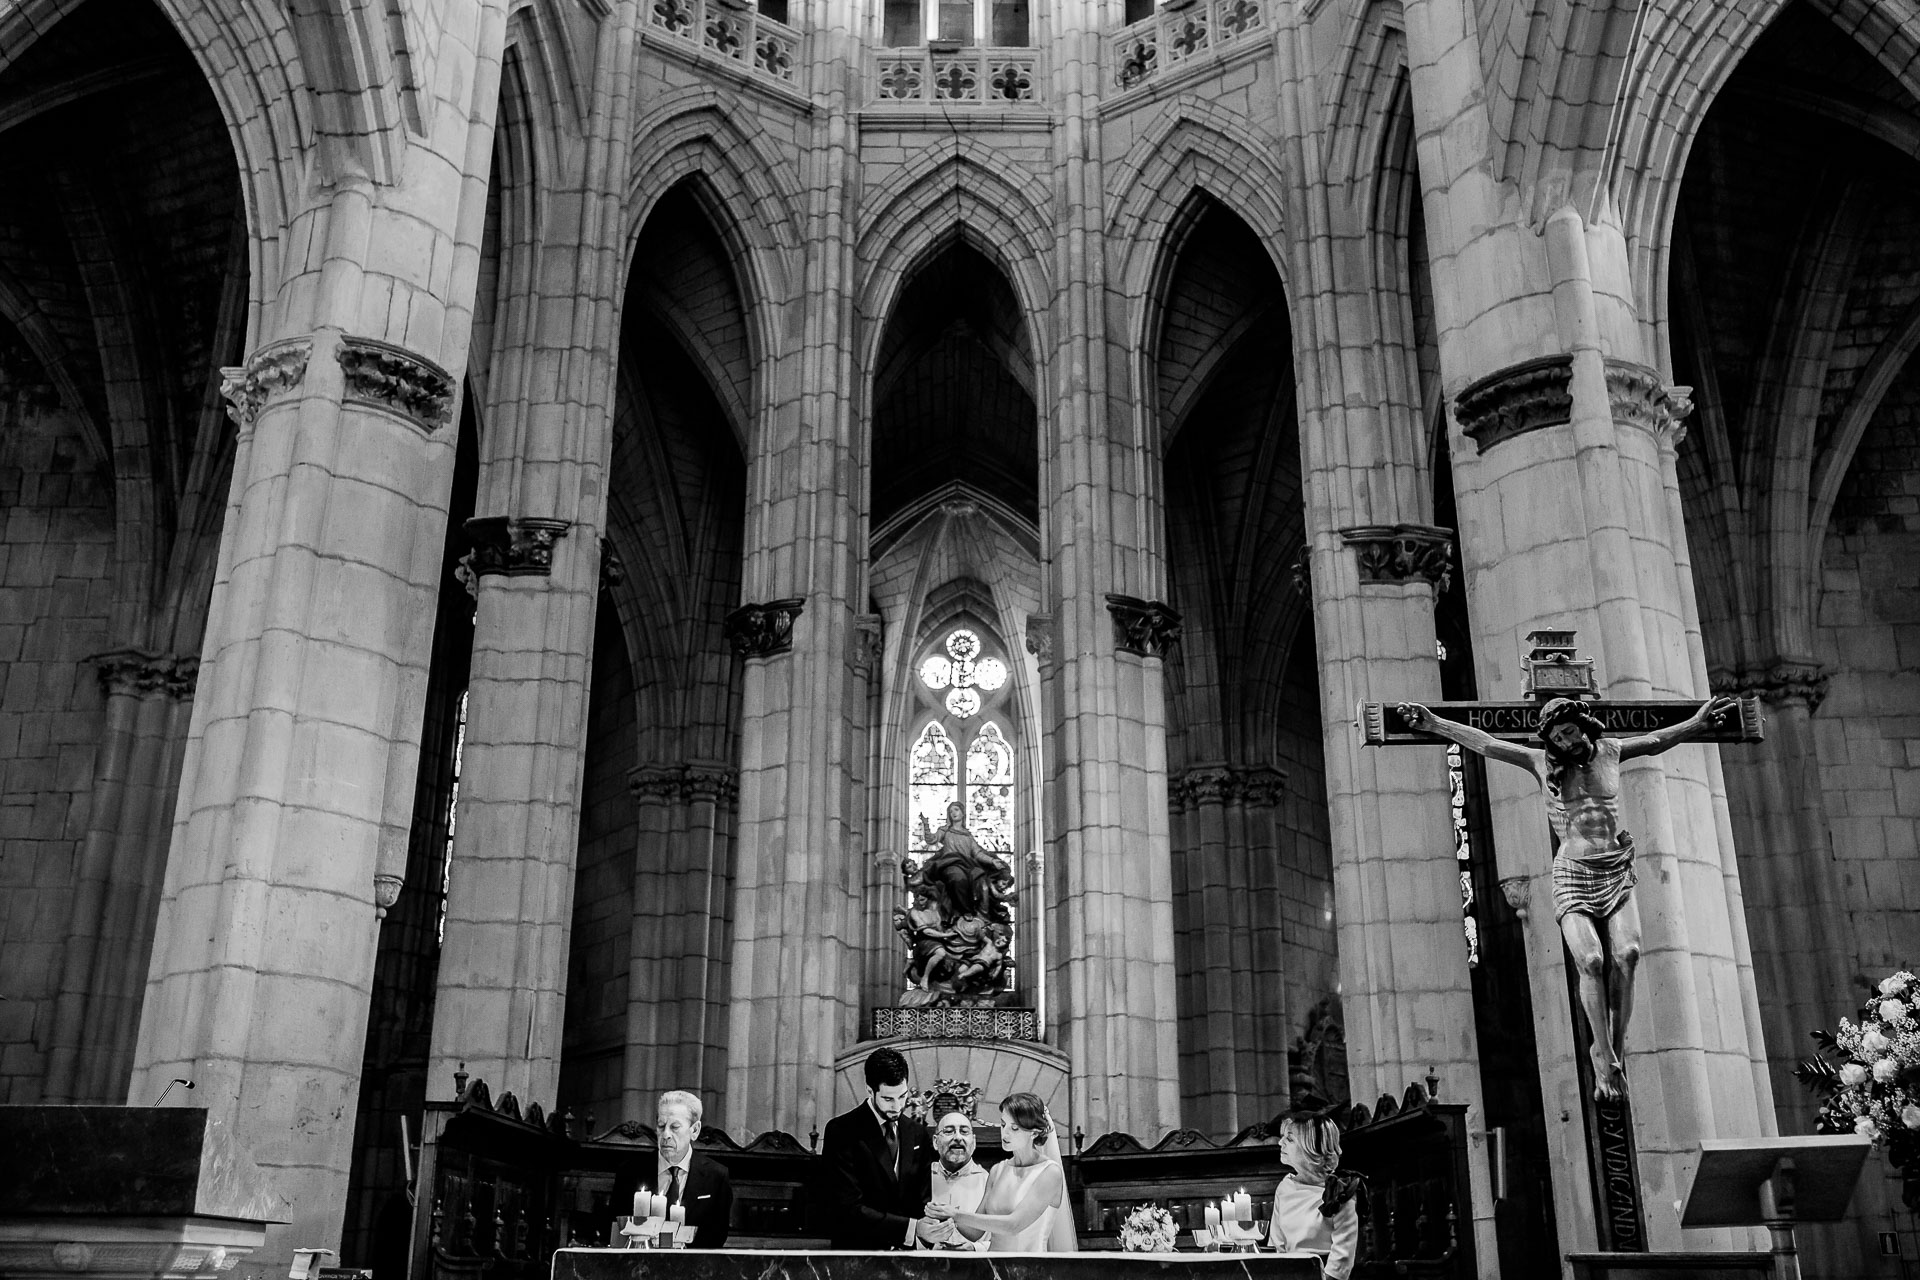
[[1798, 969, 1920, 1200], [1119, 1203, 1177, 1254]]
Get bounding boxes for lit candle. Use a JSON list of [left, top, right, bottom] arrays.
[[669, 1205, 686, 1225], [652, 1194, 669, 1220], [1234, 1190, 1252, 1223], [1204, 1206, 1220, 1232], [634, 1191, 648, 1219]]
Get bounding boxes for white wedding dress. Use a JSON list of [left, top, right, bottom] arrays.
[[983, 1160, 1057, 1252]]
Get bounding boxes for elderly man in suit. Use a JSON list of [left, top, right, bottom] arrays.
[[656, 1090, 733, 1247], [818, 1048, 940, 1249]]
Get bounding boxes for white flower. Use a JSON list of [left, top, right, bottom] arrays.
[[1857, 1117, 1881, 1140], [1883, 1000, 1909, 1024], [1863, 1027, 1891, 1055], [1882, 975, 1910, 997], [1875, 1058, 1899, 1083], [1841, 1063, 1870, 1087], [1904, 1104, 1920, 1129]]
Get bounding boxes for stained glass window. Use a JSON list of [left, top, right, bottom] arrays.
[[910, 722, 958, 852], [911, 626, 1019, 854], [906, 624, 1024, 997], [965, 721, 1014, 851]]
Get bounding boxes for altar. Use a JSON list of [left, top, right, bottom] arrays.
[[551, 1249, 1324, 1280]]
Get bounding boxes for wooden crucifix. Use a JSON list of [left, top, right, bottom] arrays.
[[1360, 630, 1765, 1250]]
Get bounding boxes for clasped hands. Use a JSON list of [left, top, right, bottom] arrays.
[[916, 1201, 956, 1245]]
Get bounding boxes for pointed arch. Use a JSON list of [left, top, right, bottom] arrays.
[[1319, 0, 1406, 192], [1611, 0, 1920, 362], [1106, 100, 1289, 283], [627, 88, 803, 304], [626, 89, 800, 454], [855, 142, 1057, 345]]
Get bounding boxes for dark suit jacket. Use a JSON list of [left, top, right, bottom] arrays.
[[818, 1103, 933, 1250], [675, 1152, 734, 1249]]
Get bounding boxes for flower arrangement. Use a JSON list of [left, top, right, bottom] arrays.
[[1797, 969, 1920, 1205], [1119, 1203, 1178, 1254]]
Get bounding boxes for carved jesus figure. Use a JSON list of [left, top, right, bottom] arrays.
[[1397, 693, 1738, 1101]]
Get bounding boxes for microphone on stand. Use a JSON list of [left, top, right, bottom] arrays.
[[152, 1078, 195, 1106]]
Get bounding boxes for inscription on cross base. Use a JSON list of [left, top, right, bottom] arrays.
[[1356, 630, 1765, 1253]]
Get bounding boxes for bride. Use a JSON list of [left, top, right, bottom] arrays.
[[926, 1092, 1077, 1252]]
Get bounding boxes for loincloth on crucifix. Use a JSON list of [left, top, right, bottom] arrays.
[[1551, 830, 1636, 922]]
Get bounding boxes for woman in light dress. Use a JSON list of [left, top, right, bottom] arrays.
[[927, 1092, 1077, 1252], [1266, 1114, 1360, 1279]]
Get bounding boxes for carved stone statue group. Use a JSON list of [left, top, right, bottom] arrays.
[[893, 802, 1017, 1006]]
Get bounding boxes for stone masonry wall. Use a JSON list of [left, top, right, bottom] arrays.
[[1816, 357, 1920, 985], [560, 600, 638, 1127], [0, 395, 115, 1101]]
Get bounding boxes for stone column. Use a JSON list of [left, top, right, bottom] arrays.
[[1046, 0, 1182, 1135], [126, 10, 508, 1258], [720, 0, 862, 1138], [1170, 764, 1291, 1134], [1269, 0, 1500, 1256], [426, 0, 640, 1110], [1715, 660, 1848, 1124], [44, 651, 195, 1102], [622, 761, 738, 1117]]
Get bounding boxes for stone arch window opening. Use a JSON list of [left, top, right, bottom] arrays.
[[1436, 639, 1478, 968], [883, 0, 1029, 47], [906, 623, 1022, 994], [435, 690, 470, 945]]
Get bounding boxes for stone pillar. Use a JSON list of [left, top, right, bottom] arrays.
[[622, 761, 738, 1117], [426, 1, 640, 1110], [130, 326, 480, 1257], [1170, 764, 1290, 1135], [1045, 0, 1182, 1136], [1436, 230, 1774, 1250], [720, 0, 862, 1138], [44, 651, 196, 1102], [1715, 660, 1848, 1124], [127, 10, 508, 1258]]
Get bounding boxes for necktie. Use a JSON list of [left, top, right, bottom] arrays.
[[668, 1165, 683, 1207], [883, 1120, 899, 1175]]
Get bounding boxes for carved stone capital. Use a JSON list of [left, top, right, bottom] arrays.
[[599, 537, 626, 592], [1714, 659, 1829, 712], [628, 762, 740, 805], [92, 649, 197, 700], [219, 338, 311, 428], [853, 613, 884, 674], [1168, 763, 1289, 812], [1498, 875, 1532, 922], [1453, 354, 1573, 453], [725, 598, 805, 658], [1024, 612, 1054, 665], [1605, 359, 1693, 439], [1337, 524, 1454, 593], [337, 336, 455, 433], [373, 873, 405, 920], [464, 516, 572, 577], [1105, 594, 1181, 659]]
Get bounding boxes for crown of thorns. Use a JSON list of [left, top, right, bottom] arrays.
[[1536, 696, 1605, 742]]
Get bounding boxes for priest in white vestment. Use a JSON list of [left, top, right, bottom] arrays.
[[920, 1108, 989, 1250]]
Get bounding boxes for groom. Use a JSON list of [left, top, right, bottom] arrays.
[[819, 1048, 940, 1249]]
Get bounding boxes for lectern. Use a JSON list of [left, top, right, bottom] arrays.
[[1680, 1135, 1872, 1280]]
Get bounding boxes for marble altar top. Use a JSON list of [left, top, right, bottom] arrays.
[[553, 1247, 1325, 1280]]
